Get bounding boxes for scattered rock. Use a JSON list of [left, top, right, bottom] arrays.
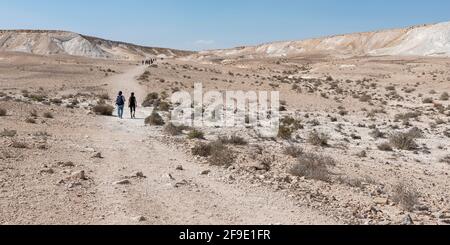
[[92, 152, 104, 159], [40, 168, 55, 174], [71, 170, 87, 180], [68, 182, 82, 189], [201, 170, 211, 175], [166, 173, 175, 180], [58, 161, 75, 167], [135, 172, 146, 178], [176, 165, 184, 171], [114, 179, 131, 185], [174, 180, 189, 188], [134, 216, 147, 222], [373, 197, 388, 205], [401, 214, 414, 225]]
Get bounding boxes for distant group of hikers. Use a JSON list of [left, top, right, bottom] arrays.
[[142, 59, 156, 65], [115, 91, 137, 119]]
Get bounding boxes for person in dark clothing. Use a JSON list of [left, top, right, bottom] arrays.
[[116, 91, 126, 119], [129, 92, 137, 119]]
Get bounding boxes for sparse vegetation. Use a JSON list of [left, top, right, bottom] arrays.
[[0, 129, 17, 137], [389, 132, 418, 150], [43, 112, 54, 119], [440, 92, 449, 101], [219, 135, 247, 145], [378, 142, 393, 152], [93, 104, 114, 116], [145, 111, 165, 126], [284, 145, 303, 158], [187, 129, 205, 139], [290, 153, 335, 182], [0, 108, 6, 116], [392, 182, 419, 212], [192, 141, 235, 166], [307, 131, 329, 147]]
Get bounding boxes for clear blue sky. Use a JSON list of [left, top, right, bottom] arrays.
[[1, 0, 449, 51]]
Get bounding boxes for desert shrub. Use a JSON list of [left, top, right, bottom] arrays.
[[192, 143, 212, 157], [389, 132, 418, 150], [369, 128, 386, 139], [284, 145, 303, 158], [385, 85, 396, 91], [157, 101, 171, 112], [10, 140, 28, 149], [25, 118, 36, 124], [395, 112, 421, 121], [50, 98, 62, 104], [164, 123, 187, 136], [142, 93, 160, 107], [208, 141, 235, 167], [392, 182, 419, 212], [440, 92, 449, 101], [278, 125, 293, 140], [440, 155, 450, 164], [378, 142, 393, 151], [29, 94, 47, 102], [307, 131, 329, 146], [187, 129, 205, 139], [406, 127, 424, 139], [193, 141, 235, 166], [359, 94, 372, 102], [30, 110, 38, 117], [93, 104, 114, 116], [0, 108, 6, 116], [145, 111, 165, 126], [219, 135, 247, 145], [43, 112, 54, 119], [0, 129, 17, 137], [289, 153, 335, 182], [98, 93, 110, 100]]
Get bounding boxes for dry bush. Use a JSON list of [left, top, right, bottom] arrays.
[[0, 129, 17, 137], [192, 143, 212, 157], [284, 145, 303, 158], [440, 92, 449, 101], [440, 155, 450, 164], [289, 153, 335, 182], [158, 101, 171, 112], [278, 125, 293, 140], [98, 93, 110, 100], [30, 110, 38, 117], [378, 142, 393, 151], [369, 128, 386, 139], [93, 104, 114, 116], [187, 129, 205, 139], [142, 93, 160, 107], [219, 135, 247, 145], [307, 131, 329, 147], [406, 127, 424, 139], [193, 141, 235, 166], [145, 111, 165, 126], [392, 182, 419, 211], [164, 123, 187, 136], [0, 108, 6, 116], [209, 141, 235, 167], [422, 97, 433, 104], [25, 118, 36, 124], [43, 112, 54, 119], [389, 132, 418, 150], [10, 140, 28, 149]]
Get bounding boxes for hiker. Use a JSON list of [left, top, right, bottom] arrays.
[[116, 91, 126, 119], [129, 92, 137, 119]]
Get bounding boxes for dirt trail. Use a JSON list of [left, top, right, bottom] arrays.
[[87, 65, 339, 225]]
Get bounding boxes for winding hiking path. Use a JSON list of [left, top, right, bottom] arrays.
[[87, 65, 339, 225]]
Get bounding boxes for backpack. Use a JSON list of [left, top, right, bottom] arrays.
[[116, 95, 125, 106]]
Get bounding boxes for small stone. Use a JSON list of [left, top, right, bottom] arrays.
[[176, 165, 184, 171], [135, 172, 146, 178], [402, 214, 414, 225], [58, 161, 75, 167], [135, 216, 147, 222], [68, 182, 82, 189], [114, 179, 131, 185], [71, 170, 87, 180], [228, 175, 236, 181], [201, 170, 211, 175], [92, 152, 104, 159], [373, 197, 388, 205], [40, 168, 55, 174]]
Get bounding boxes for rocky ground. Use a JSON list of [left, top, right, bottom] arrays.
[[0, 51, 449, 225]]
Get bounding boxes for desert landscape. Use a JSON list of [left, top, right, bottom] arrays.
[[1, 22, 450, 225]]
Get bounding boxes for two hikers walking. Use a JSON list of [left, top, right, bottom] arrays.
[[115, 91, 137, 119]]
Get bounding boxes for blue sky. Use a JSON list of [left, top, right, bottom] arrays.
[[1, 0, 449, 50]]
